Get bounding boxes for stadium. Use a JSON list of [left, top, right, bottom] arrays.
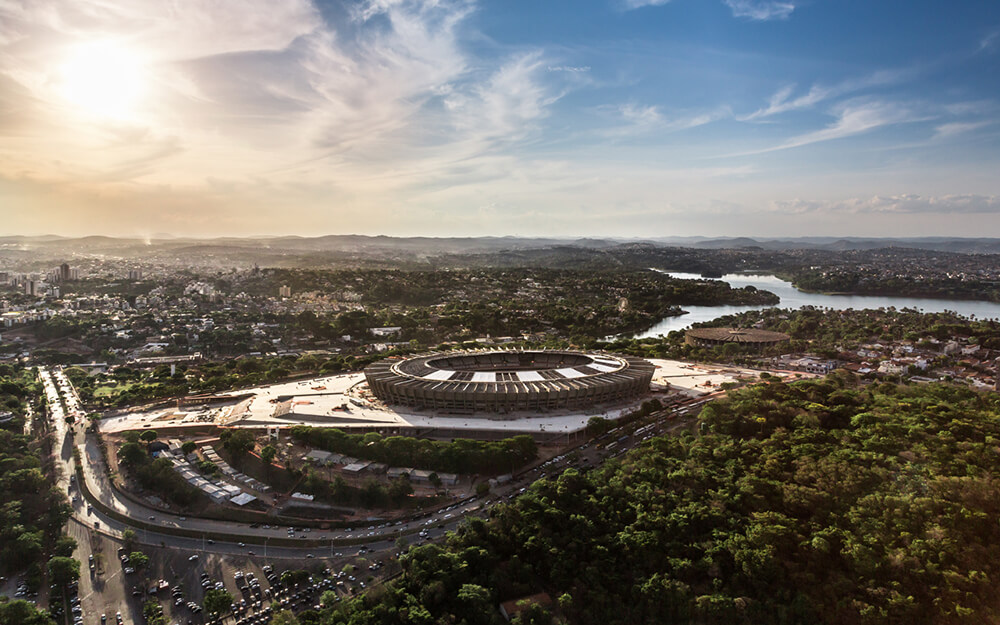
[[364, 350, 655, 414], [684, 327, 790, 349]]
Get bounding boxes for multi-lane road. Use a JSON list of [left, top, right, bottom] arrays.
[[41, 368, 542, 555], [36, 365, 699, 624], [41, 365, 697, 557]]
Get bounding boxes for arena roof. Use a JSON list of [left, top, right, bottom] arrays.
[[685, 327, 790, 345], [364, 350, 654, 414]]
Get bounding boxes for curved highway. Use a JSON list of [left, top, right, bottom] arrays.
[[41, 366, 687, 562]]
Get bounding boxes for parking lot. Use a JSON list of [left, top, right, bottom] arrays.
[[73, 538, 398, 625]]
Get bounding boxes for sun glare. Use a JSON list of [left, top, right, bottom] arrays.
[[56, 41, 147, 121]]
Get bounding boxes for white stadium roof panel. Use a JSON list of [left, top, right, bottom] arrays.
[[425, 369, 455, 381], [592, 358, 621, 367]]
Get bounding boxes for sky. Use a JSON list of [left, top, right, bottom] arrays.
[[1, 0, 998, 239]]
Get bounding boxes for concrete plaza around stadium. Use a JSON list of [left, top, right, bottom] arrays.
[[98, 359, 806, 437]]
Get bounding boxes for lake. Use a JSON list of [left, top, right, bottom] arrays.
[[635, 272, 1000, 338]]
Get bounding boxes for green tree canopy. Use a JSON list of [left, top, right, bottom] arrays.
[[203, 589, 234, 616], [47, 556, 80, 587]]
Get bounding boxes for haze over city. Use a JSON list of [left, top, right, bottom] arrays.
[[2, 0, 998, 238]]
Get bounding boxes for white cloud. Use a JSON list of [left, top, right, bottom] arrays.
[[933, 121, 992, 139], [602, 102, 730, 137], [744, 69, 912, 120], [980, 30, 999, 52], [620, 103, 664, 126], [619, 0, 671, 9], [724, 0, 796, 21], [0, 0, 571, 192], [735, 100, 929, 155], [771, 194, 1000, 215]]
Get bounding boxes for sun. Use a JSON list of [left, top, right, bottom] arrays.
[[56, 40, 147, 121]]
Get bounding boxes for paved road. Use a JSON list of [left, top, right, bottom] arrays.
[[42, 365, 699, 576], [42, 367, 512, 556], [36, 365, 704, 625]]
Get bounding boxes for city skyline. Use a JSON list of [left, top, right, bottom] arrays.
[[1, 0, 998, 238]]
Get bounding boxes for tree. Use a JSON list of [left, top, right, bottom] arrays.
[[121, 529, 137, 553], [128, 551, 149, 570], [511, 602, 553, 625], [260, 444, 277, 467], [222, 429, 255, 462], [142, 600, 165, 625], [586, 416, 611, 436], [0, 600, 57, 625], [118, 442, 147, 467], [47, 556, 80, 587], [281, 569, 310, 587], [139, 430, 158, 445], [203, 589, 234, 616], [53, 535, 77, 558], [270, 610, 300, 625], [181, 441, 196, 455], [456, 584, 494, 625]]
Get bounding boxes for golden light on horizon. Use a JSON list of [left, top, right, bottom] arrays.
[[56, 41, 147, 121]]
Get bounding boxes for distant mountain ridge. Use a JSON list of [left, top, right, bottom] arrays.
[[4, 235, 1000, 266], [654, 236, 1000, 254]]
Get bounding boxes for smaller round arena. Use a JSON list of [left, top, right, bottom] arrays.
[[364, 350, 655, 414], [685, 327, 790, 349]]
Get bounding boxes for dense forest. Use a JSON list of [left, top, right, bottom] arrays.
[[290, 427, 538, 475], [314, 376, 1000, 625], [0, 365, 71, 594]]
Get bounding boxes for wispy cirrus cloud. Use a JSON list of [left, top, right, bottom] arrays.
[[980, 30, 999, 52], [771, 194, 1000, 215], [732, 99, 930, 155], [603, 102, 730, 137], [0, 0, 571, 191], [621, 0, 796, 19], [743, 69, 913, 120], [933, 121, 993, 139], [618, 0, 671, 9], [723, 0, 796, 21]]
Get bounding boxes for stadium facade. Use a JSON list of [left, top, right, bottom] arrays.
[[364, 350, 654, 414], [684, 327, 790, 349]]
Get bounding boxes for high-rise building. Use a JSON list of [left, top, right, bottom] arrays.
[[279, 285, 292, 298], [59, 263, 70, 282], [24, 280, 37, 296], [128, 269, 143, 280]]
